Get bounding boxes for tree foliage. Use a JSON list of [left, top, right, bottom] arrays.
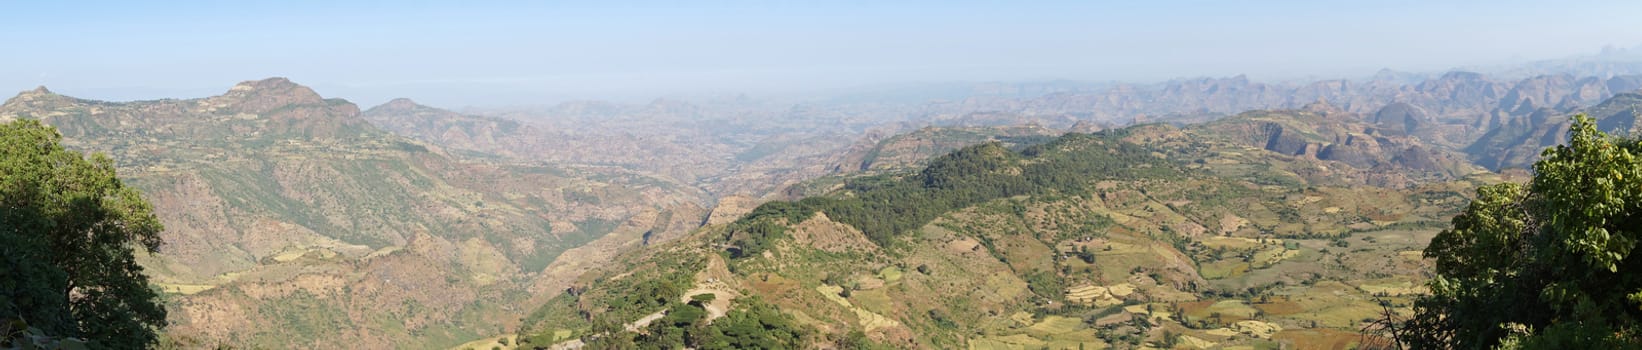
[[0, 119, 166, 349], [581, 297, 809, 350], [1402, 115, 1642, 349]]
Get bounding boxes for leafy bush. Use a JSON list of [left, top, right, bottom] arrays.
[[0, 120, 167, 348], [1399, 115, 1642, 348]]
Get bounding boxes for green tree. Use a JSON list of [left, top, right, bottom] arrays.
[[699, 300, 808, 350], [0, 119, 166, 348], [1401, 115, 1642, 349]]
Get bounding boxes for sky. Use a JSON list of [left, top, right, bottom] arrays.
[[4, 0, 1642, 107]]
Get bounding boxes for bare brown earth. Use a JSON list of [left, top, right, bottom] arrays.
[[702, 194, 761, 227], [786, 212, 879, 254]]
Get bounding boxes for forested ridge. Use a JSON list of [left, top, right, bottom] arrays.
[[727, 129, 1182, 255]]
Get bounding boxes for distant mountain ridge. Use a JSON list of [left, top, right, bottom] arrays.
[[356, 69, 1642, 200], [917, 72, 1639, 130], [899, 71, 1642, 172], [361, 97, 873, 198], [362, 97, 537, 159]]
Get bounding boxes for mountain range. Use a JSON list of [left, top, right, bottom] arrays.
[[4, 63, 1641, 348], [1, 79, 706, 348]]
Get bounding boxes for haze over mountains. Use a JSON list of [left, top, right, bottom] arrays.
[[5, 45, 1642, 348], [355, 63, 1642, 189], [12, 1, 1642, 348]]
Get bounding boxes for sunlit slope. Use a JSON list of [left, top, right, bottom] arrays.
[[516, 116, 1496, 349], [0, 79, 707, 349]]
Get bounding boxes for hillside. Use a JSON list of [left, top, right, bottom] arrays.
[[513, 115, 1503, 349], [0, 79, 709, 349], [1190, 105, 1481, 186], [361, 98, 539, 160]]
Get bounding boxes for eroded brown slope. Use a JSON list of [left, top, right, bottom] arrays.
[[0, 79, 708, 348]]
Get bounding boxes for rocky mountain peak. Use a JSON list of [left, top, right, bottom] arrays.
[[366, 98, 429, 115], [7, 86, 60, 102], [225, 77, 321, 100], [1, 86, 76, 116], [217, 77, 333, 114], [382, 98, 420, 109], [231, 77, 302, 91]]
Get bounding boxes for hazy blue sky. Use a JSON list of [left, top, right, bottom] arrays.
[[4, 0, 1642, 107]]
